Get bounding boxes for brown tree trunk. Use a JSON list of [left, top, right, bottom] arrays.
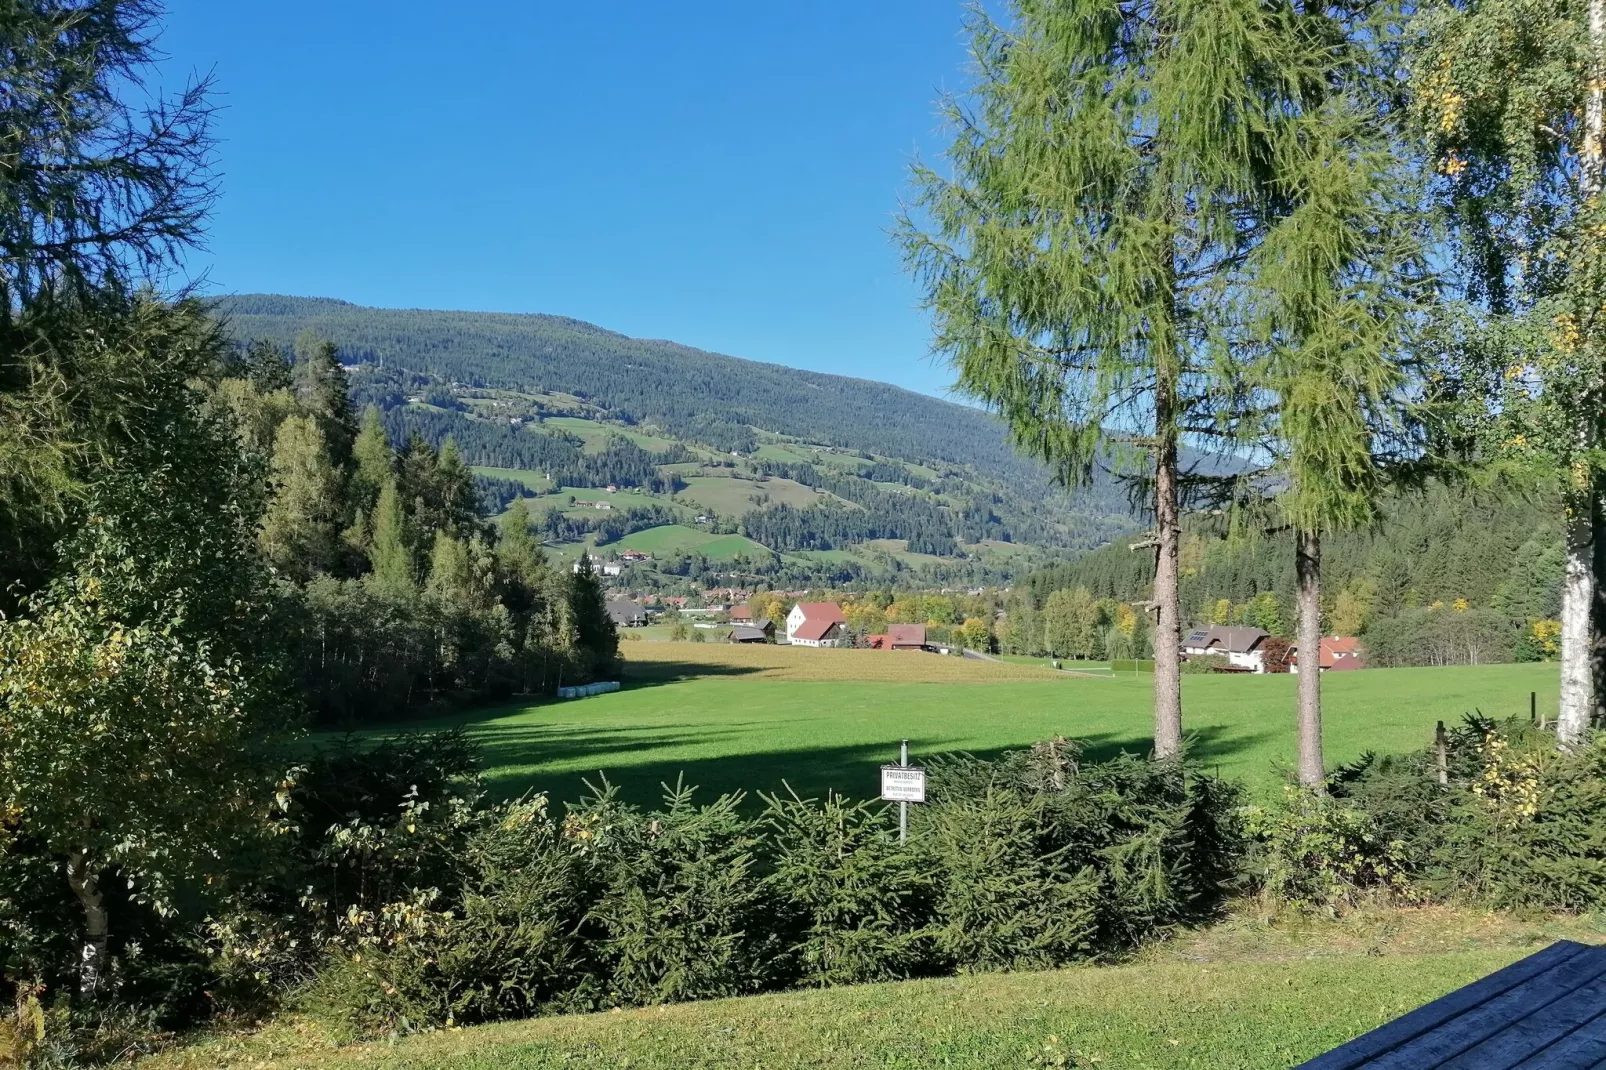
[[1295, 527, 1325, 788], [1151, 379, 1184, 761], [65, 848, 109, 998]]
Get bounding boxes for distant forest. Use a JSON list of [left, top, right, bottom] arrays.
[[1018, 484, 1564, 666]]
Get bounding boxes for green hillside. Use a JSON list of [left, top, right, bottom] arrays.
[[211, 295, 1141, 584]]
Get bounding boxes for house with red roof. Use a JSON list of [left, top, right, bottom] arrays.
[[1289, 636, 1367, 673], [786, 601, 845, 647]]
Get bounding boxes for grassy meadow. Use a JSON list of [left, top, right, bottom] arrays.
[[148, 907, 1604, 1069], [402, 642, 1557, 806]]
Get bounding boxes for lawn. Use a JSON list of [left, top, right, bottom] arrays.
[[147, 907, 1603, 1070], [404, 642, 1557, 807]]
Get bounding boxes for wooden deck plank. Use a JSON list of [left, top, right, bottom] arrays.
[[1297, 942, 1595, 1070], [1361, 946, 1606, 1069], [1504, 1006, 1606, 1069], [1439, 972, 1606, 1069]]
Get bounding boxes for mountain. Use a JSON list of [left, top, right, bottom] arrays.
[[211, 294, 1140, 584]]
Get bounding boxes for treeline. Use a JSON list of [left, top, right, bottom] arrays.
[[216, 337, 620, 723], [380, 403, 691, 492], [1022, 485, 1560, 665]]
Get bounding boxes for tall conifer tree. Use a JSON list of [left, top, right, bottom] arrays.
[[903, 0, 1318, 756]]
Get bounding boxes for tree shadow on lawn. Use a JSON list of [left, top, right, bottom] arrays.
[[470, 722, 1277, 810], [617, 658, 765, 688]]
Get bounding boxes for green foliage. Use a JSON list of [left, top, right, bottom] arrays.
[[1180, 654, 1233, 675], [582, 782, 775, 1007], [761, 792, 934, 987], [1242, 788, 1417, 912]]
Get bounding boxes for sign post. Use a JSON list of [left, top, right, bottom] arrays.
[[880, 738, 926, 843]]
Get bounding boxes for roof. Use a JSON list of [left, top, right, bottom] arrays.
[[1290, 636, 1369, 670], [792, 601, 845, 624], [726, 625, 771, 642], [792, 618, 843, 642], [1296, 939, 1606, 1068], [866, 634, 889, 649], [728, 605, 754, 620], [605, 601, 646, 624], [888, 624, 927, 647], [1182, 625, 1270, 654]]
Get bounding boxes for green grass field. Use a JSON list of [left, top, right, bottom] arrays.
[[677, 473, 826, 515], [540, 415, 677, 453], [402, 643, 1558, 807], [149, 907, 1601, 1070], [610, 524, 774, 561]]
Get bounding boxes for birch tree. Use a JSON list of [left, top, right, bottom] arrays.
[[1413, 0, 1606, 745], [902, 0, 1319, 757]]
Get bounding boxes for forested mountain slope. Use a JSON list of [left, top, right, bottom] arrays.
[[209, 295, 1150, 582], [214, 294, 1061, 494]]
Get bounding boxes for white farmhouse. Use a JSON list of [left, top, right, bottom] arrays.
[[786, 602, 846, 647]]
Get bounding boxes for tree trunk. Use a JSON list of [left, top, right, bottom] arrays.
[[65, 848, 109, 998], [1580, 0, 1606, 740], [1295, 527, 1325, 788], [1559, 492, 1596, 746], [1151, 379, 1184, 761]]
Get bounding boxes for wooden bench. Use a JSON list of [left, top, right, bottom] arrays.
[[1297, 940, 1606, 1069]]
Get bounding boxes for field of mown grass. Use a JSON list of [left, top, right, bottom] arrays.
[[397, 642, 1557, 806], [145, 907, 1605, 1069]]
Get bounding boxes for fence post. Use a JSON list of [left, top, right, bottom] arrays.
[[1530, 691, 1537, 726], [1435, 720, 1449, 787]]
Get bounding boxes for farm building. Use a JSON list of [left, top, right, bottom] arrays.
[[866, 624, 931, 651], [787, 602, 845, 647], [726, 623, 775, 644], [1181, 625, 1272, 673], [1289, 636, 1367, 673]]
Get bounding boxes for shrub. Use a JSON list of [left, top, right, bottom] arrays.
[[1179, 654, 1232, 674], [761, 791, 935, 987], [582, 782, 777, 1006], [1242, 787, 1416, 912]]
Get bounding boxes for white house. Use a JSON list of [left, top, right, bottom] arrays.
[[1180, 625, 1271, 673], [786, 602, 846, 647], [572, 553, 622, 577]]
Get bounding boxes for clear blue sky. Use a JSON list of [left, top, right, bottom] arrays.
[[157, 1, 978, 398]]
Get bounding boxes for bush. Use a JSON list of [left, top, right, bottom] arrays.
[[1241, 787, 1416, 912], [1247, 718, 1606, 914], [583, 783, 776, 1006], [1179, 654, 1232, 674], [761, 791, 935, 987]]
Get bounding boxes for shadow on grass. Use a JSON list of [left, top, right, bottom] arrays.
[[468, 722, 1276, 810], [617, 657, 764, 688]]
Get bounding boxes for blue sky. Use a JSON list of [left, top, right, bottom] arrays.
[[156, 1, 979, 398]]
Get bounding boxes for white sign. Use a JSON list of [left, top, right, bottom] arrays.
[[880, 764, 927, 803]]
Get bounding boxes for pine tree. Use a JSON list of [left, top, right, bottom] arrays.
[[903, 0, 1315, 757], [369, 478, 415, 594], [292, 332, 356, 467], [260, 414, 342, 580], [351, 404, 394, 516]]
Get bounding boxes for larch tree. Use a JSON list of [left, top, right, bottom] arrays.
[[1248, 42, 1430, 786], [1412, 0, 1606, 745], [902, 0, 1319, 757]]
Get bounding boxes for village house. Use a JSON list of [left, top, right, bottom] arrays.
[[1181, 625, 1272, 673], [619, 549, 650, 562], [572, 553, 622, 577], [867, 624, 931, 651], [605, 600, 649, 628], [1289, 636, 1368, 674], [786, 601, 845, 647]]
